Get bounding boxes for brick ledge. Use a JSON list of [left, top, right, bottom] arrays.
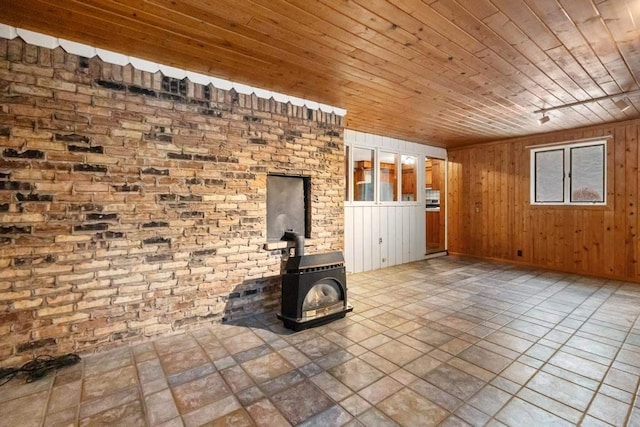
[[263, 239, 316, 251]]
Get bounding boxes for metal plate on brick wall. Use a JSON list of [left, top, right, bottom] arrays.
[[267, 175, 306, 241]]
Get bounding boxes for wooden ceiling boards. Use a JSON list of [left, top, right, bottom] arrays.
[[2, 0, 639, 147]]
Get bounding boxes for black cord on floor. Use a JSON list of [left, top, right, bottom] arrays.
[[0, 354, 81, 386]]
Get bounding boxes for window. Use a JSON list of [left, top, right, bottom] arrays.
[[352, 147, 374, 201], [344, 144, 421, 204], [379, 151, 398, 201], [531, 140, 606, 205]]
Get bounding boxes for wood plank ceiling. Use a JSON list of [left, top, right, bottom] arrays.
[[2, 0, 640, 147]]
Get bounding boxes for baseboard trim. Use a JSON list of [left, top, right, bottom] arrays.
[[447, 252, 640, 285]]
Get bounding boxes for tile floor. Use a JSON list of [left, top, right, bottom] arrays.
[[2, 256, 640, 426]]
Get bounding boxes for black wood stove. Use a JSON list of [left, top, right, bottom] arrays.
[[277, 232, 353, 331]]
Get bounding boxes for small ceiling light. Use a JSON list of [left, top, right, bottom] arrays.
[[538, 113, 550, 125], [614, 98, 631, 112]]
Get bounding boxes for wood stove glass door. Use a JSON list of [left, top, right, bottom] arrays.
[[302, 279, 343, 319]]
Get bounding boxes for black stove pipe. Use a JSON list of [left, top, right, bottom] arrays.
[[282, 230, 305, 257]]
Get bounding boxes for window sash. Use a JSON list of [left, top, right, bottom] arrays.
[[344, 145, 421, 205], [379, 151, 398, 202], [569, 145, 605, 203], [351, 147, 375, 202], [534, 149, 565, 203], [530, 140, 607, 205]]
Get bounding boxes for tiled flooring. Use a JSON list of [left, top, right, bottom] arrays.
[[2, 256, 640, 426]]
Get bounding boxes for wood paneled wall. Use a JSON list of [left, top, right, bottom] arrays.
[[448, 119, 639, 283]]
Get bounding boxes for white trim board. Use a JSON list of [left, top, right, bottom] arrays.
[[0, 23, 347, 116], [344, 129, 446, 159]]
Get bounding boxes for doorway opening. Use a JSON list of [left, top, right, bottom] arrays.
[[425, 157, 446, 255]]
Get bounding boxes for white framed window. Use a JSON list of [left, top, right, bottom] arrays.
[[351, 146, 375, 202], [530, 140, 607, 205], [379, 151, 398, 202], [344, 143, 420, 205]]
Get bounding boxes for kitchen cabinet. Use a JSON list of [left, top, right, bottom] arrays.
[[425, 162, 433, 188], [401, 166, 416, 201], [431, 160, 442, 191], [426, 211, 440, 251]]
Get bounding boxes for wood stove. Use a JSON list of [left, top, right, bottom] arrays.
[[277, 233, 353, 331]]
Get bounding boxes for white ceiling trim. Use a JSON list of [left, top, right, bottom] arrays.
[[344, 129, 446, 159], [0, 23, 347, 116]]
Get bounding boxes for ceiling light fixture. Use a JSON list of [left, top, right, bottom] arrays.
[[534, 89, 640, 117], [538, 113, 550, 125], [614, 98, 630, 112]]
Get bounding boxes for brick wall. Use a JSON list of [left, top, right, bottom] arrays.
[[0, 37, 344, 365]]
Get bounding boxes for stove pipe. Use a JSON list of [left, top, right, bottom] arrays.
[[282, 230, 305, 257]]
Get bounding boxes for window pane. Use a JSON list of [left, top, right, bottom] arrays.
[[379, 152, 398, 201], [352, 147, 374, 201], [401, 155, 416, 201], [571, 145, 604, 202], [344, 146, 350, 201], [535, 149, 564, 202]]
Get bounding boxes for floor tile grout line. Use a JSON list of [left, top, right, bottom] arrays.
[[9, 258, 640, 427], [494, 279, 625, 426], [428, 273, 581, 425], [39, 356, 58, 427], [74, 354, 86, 425], [622, 315, 640, 427], [77, 349, 143, 425], [379, 268, 580, 425], [442, 274, 622, 425], [367, 264, 577, 422], [75, 356, 85, 425], [130, 347, 151, 427], [297, 303, 442, 424], [342, 261, 631, 425], [187, 327, 244, 425], [153, 335, 189, 426], [577, 293, 640, 427], [196, 324, 345, 426]]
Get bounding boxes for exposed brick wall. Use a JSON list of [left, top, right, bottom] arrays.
[[0, 37, 344, 365]]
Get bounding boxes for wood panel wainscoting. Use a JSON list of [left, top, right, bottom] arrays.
[[447, 119, 639, 283]]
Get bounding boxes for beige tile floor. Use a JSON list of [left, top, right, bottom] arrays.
[[1, 256, 640, 426]]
